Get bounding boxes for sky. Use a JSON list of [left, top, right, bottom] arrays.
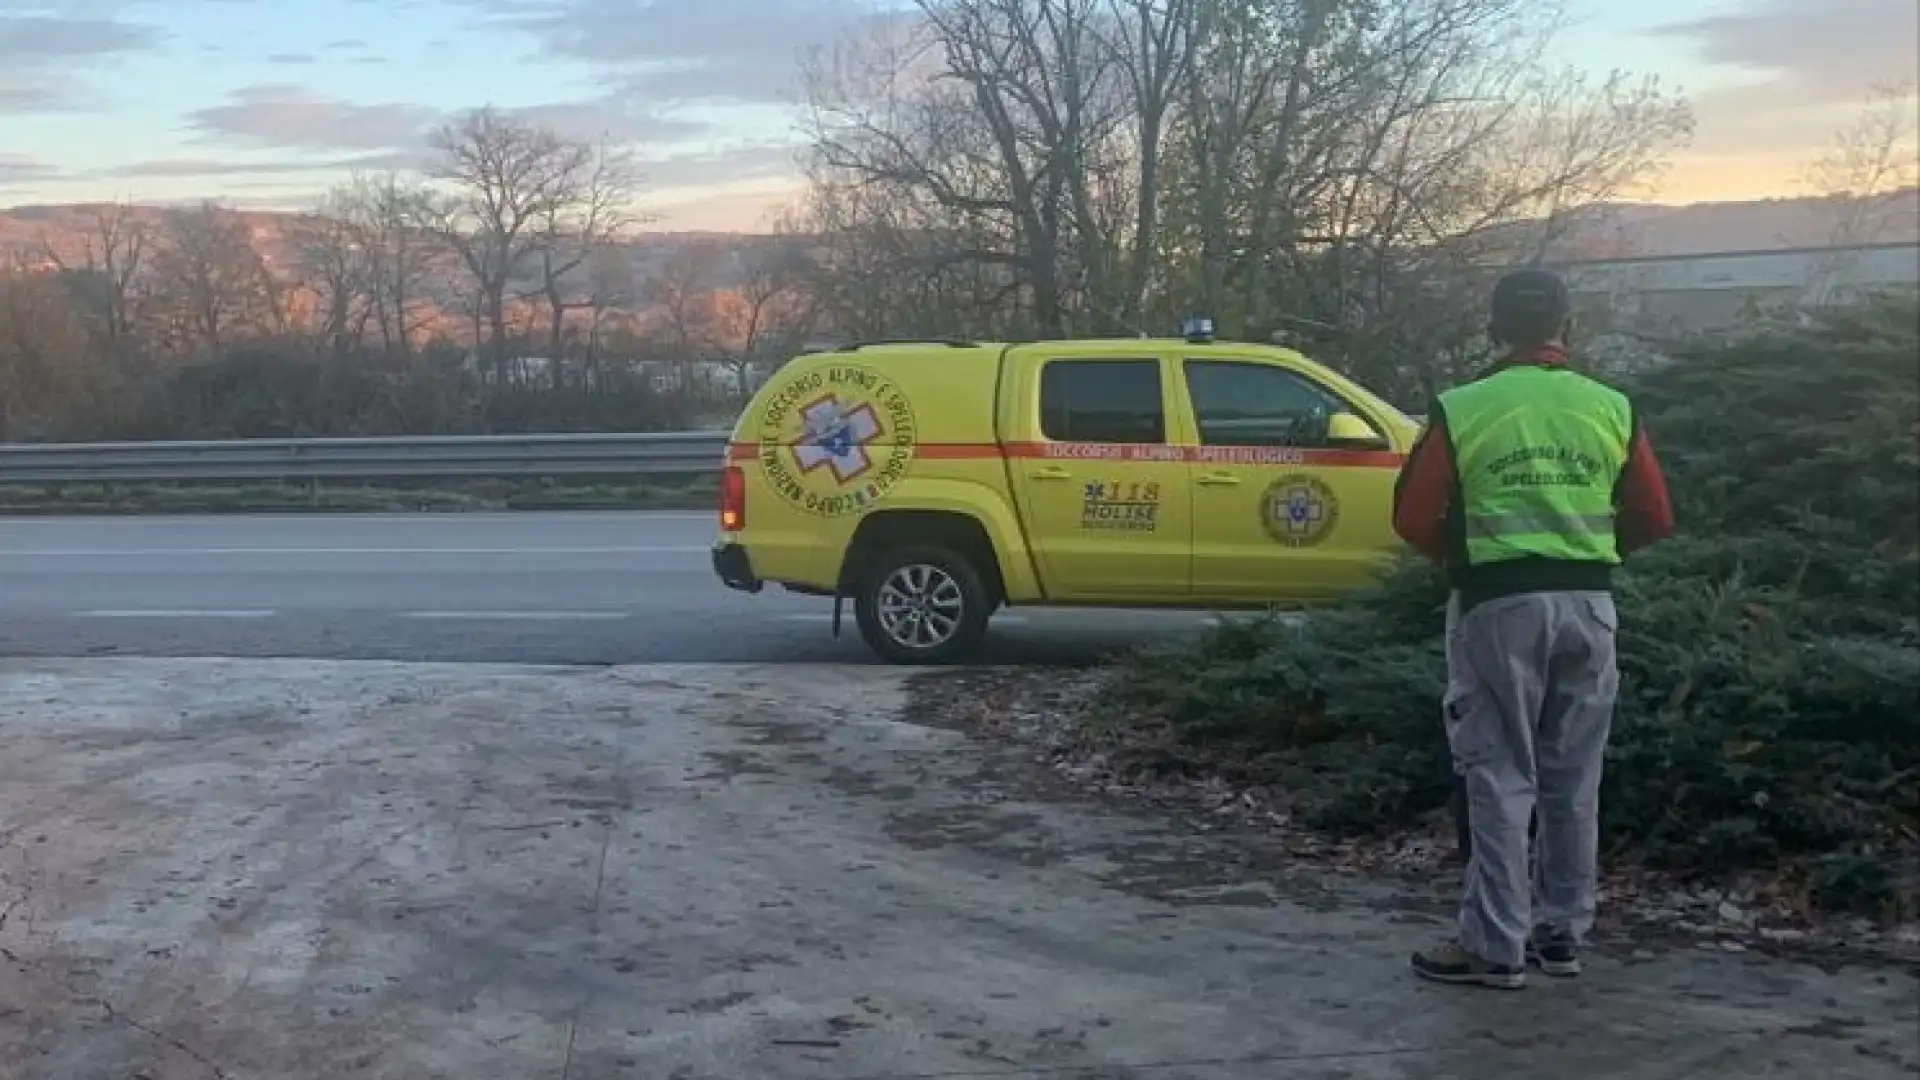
[[0, 0, 1914, 231]]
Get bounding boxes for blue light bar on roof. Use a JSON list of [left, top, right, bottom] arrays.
[[1180, 315, 1213, 342]]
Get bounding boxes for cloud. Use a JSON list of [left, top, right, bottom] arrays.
[[61, 142, 785, 205], [316, 37, 383, 61], [471, 0, 874, 104], [186, 83, 710, 158], [0, 10, 162, 110], [0, 154, 55, 184], [634, 142, 798, 189], [0, 81, 78, 113], [1651, 0, 1918, 103], [100, 158, 298, 178], [188, 85, 442, 151], [1645, 0, 1919, 164], [612, 55, 805, 105], [0, 14, 163, 68], [505, 98, 712, 146], [268, 51, 317, 64], [95, 153, 428, 180]]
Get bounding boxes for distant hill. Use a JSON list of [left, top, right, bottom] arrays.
[[1533, 190, 1919, 261], [8, 190, 1916, 273], [0, 202, 784, 343], [0, 202, 758, 285]]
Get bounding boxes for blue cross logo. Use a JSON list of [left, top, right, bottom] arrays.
[[793, 394, 885, 483], [1275, 486, 1325, 536], [819, 425, 854, 457]]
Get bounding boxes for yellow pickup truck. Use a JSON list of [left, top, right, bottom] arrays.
[[712, 325, 1422, 662]]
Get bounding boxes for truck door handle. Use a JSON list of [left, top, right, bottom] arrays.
[[1028, 467, 1072, 480], [1197, 472, 1241, 487]]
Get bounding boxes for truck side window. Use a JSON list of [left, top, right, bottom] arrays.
[[1184, 360, 1347, 447], [1041, 360, 1166, 444]]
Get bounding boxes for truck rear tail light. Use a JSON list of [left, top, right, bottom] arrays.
[[719, 466, 746, 531]]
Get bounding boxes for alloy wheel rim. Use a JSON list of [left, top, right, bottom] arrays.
[[875, 564, 965, 650]]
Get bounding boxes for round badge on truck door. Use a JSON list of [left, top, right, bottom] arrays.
[[755, 364, 919, 518], [1261, 473, 1341, 547]]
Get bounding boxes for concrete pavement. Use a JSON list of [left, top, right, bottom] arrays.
[[2, 658, 1913, 1079], [0, 512, 1211, 663]]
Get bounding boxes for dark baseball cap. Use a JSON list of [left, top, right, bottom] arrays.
[[1490, 267, 1571, 323]]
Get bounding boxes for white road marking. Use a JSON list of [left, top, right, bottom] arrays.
[[0, 546, 708, 557], [398, 611, 632, 621], [79, 609, 278, 619]]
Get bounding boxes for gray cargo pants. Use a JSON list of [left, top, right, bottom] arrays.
[[1443, 590, 1619, 969]]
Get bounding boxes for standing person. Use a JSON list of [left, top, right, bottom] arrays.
[[1391, 268, 1674, 989]]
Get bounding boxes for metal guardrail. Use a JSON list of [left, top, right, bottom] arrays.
[[0, 421, 1432, 486], [0, 432, 734, 485]]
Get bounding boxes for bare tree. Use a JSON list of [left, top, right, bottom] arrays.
[[586, 242, 636, 369], [710, 240, 811, 394], [1103, 0, 1198, 325], [642, 242, 736, 398], [529, 141, 641, 368], [331, 172, 442, 358], [804, 0, 1148, 336], [646, 242, 726, 355], [1170, 0, 1347, 322], [1296, 59, 1692, 398], [37, 201, 148, 352], [795, 0, 1692, 401], [427, 107, 595, 374], [149, 201, 282, 355], [289, 193, 375, 357], [1805, 82, 1920, 226], [1801, 82, 1920, 305]]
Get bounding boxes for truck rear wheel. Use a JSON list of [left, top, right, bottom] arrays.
[[853, 544, 992, 665]]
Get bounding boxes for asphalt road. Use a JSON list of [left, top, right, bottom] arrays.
[[0, 511, 1214, 663]]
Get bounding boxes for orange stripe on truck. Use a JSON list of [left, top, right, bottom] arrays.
[[728, 442, 1404, 469]]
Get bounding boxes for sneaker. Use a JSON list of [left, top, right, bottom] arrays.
[[1410, 940, 1525, 990], [1527, 928, 1581, 978]]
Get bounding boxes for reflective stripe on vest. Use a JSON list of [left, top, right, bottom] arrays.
[[1439, 364, 1632, 568], [1465, 509, 1618, 542]]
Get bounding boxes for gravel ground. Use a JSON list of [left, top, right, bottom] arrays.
[[0, 658, 1914, 1080]]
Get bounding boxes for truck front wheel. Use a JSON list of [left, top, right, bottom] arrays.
[[853, 544, 992, 665]]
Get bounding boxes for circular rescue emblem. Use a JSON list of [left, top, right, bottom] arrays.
[[1261, 473, 1340, 548], [754, 364, 917, 518]]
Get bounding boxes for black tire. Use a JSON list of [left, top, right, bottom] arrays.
[[853, 543, 992, 665]]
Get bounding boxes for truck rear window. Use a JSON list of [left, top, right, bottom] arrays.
[[1040, 360, 1165, 444]]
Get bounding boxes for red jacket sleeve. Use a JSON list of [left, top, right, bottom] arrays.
[[1615, 422, 1674, 555], [1392, 414, 1454, 564]]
